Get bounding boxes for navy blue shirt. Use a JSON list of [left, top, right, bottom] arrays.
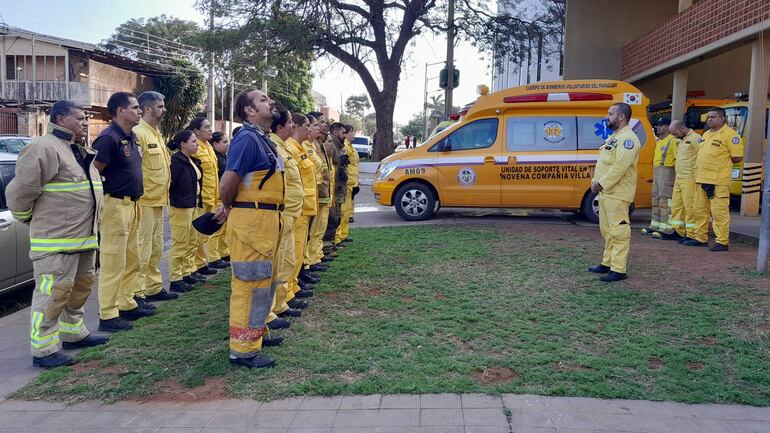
[[225, 123, 283, 179], [93, 122, 143, 197]]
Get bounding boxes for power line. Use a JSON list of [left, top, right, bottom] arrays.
[[116, 25, 203, 52]]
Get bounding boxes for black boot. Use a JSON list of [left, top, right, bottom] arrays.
[[278, 308, 302, 318], [267, 317, 291, 330], [295, 289, 314, 299], [587, 264, 610, 274], [197, 266, 218, 276], [230, 354, 275, 368], [287, 299, 309, 310], [309, 264, 328, 272], [600, 271, 628, 282], [98, 317, 133, 333], [209, 259, 231, 269], [145, 289, 179, 302], [262, 335, 284, 347], [33, 352, 74, 368], [170, 280, 194, 293], [62, 334, 109, 350]]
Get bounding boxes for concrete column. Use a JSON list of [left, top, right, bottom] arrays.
[[741, 35, 770, 216], [671, 68, 688, 121], [678, 0, 693, 13]]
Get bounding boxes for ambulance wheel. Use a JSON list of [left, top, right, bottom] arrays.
[[395, 182, 435, 221], [581, 191, 600, 224]]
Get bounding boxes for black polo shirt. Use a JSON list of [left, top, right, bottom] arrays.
[[93, 122, 144, 198]]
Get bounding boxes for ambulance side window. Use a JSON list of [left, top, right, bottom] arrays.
[[577, 117, 648, 149], [506, 117, 576, 151], [429, 118, 498, 152]]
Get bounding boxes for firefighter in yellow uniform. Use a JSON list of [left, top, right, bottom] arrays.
[[588, 103, 641, 282], [683, 107, 743, 251], [218, 89, 284, 368], [190, 117, 229, 275], [7, 101, 108, 368], [643, 118, 677, 236], [304, 116, 334, 271], [661, 119, 701, 242], [268, 105, 305, 322], [287, 113, 318, 304], [336, 125, 359, 245], [133, 91, 177, 303]]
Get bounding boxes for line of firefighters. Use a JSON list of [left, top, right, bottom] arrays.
[[7, 89, 360, 369], [590, 104, 744, 283]]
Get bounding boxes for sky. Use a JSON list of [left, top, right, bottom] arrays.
[[0, 0, 492, 125]]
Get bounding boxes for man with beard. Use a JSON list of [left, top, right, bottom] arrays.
[[587, 102, 641, 282], [133, 91, 177, 305], [215, 89, 285, 368]]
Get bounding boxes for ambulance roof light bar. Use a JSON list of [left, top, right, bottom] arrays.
[[503, 93, 613, 103]]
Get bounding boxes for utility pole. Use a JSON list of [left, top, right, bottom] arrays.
[[262, 50, 268, 94], [444, 0, 455, 120], [757, 104, 770, 272], [536, 30, 543, 82], [207, 5, 215, 128], [423, 62, 429, 139], [229, 77, 234, 137]]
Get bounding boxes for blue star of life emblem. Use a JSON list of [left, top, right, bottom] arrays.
[[594, 119, 613, 140]]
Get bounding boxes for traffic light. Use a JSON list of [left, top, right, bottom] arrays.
[[439, 67, 460, 89]]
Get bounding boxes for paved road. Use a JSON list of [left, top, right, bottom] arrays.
[[0, 176, 768, 432]]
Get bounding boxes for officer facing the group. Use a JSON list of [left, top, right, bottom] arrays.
[[216, 88, 284, 368], [588, 102, 641, 282], [645, 118, 678, 237], [93, 92, 154, 332], [665, 120, 702, 242], [684, 107, 743, 251], [133, 91, 177, 303], [7, 100, 108, 368]]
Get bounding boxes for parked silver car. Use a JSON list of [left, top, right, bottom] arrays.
[[0, 136, 32, 154], [0, 152, 33, 294]]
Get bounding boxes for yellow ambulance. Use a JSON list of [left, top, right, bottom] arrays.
[[373, 80, 655, 222], [720, 100, 767, 197]]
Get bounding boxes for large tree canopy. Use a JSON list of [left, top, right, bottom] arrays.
[[207, 0, 562, 160]]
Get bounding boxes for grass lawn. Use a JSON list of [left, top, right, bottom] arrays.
[[15, 224, 770, 405]]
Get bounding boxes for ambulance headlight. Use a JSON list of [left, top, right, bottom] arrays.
[[731, 168, 741, 180], [376, 160, 401, 180]]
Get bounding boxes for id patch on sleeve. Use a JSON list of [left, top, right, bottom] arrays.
[[732, 136, 741, 145], [624, 139, 635, 149]]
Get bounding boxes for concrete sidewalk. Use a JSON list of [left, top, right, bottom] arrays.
[[1, 393, 768, 433]]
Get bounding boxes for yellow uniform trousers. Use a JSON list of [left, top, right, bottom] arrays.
[[650, 166, 675, 231], [669, 177, 697, 238], [335, 187, 353, 243], [307, 205, 330, 265], [168, 207, 198, 281], [270, 214, 296, 320], [30, 251, 96, 357], [136, 205, 164, 297], [98, 196, 141, 320], [194, 204, 214, 269], [599, 195, 631, 274], [207, 204, 228, 262], [289, 216, 311, 295], [692, 184, 731, 245], [228, 207, 280, 358]]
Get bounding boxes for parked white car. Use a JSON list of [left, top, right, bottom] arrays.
[[352, 135, 373, 159]]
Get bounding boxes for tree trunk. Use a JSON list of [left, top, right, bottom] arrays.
[[372, 90, 397, 161]]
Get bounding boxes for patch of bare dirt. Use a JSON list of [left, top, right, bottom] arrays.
[[330, 370, 365, 383], [693, 337, 719, 346], [364, 288, 382, 296], [473, 366, 519, 385], [553, 361, 594, 372], [686, 362, 705, 371], [648, 357, 664, 370], [135, 377, 227, 403], [434, 293, 447, 301], [445, 334, 474, 352], [71, 360, 127, 375], [325, 291, 342, 298]]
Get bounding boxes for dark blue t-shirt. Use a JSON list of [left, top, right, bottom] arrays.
[[93, 122, 143, 197], [226, 124, 281, 178]]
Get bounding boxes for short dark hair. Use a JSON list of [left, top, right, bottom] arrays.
[[708, 106, 726, 118], [137, 91, 165, 111], [611, 102, 632, 121], [235, 89, 259, 122], [307, 111, 323, 119], [270, 103, 291, 133], [167, 129, 195, 151], [107, 92, 136, 118], [292, 113, 308, 127], [187, 116, 208, 132], [306, 114, 317, 123], [343, 124, 354, 133], [329, 122, 345, 135], [49, 100, 83, 123], [232, 126, 242, 136], [210, 131, 226, 144]]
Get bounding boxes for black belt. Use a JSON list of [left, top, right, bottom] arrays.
[[107, 194, 140, 201], [232, 201, 284, 211]]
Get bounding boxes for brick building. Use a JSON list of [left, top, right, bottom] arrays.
[[564, 0, 770, 215]]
